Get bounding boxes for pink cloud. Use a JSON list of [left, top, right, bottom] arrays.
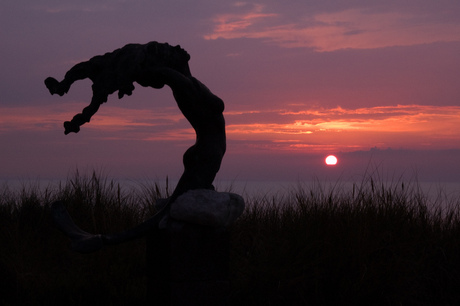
[[204, 3, 278, 40], [205, 7, 460, 51]]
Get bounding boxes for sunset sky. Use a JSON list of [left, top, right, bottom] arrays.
[[1, 0, 460, 187]]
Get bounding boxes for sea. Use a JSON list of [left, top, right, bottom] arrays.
[[2, 176, 459, 210]]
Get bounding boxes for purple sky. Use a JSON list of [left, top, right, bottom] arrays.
[[1, 1, 460, 186]]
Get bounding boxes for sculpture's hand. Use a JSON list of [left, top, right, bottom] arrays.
[[63, 102, 100, 134], [64, 121, 80, 134]]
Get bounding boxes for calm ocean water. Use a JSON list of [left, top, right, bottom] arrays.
[[2, 177, 459, 207], [215, 180, 460, 203]]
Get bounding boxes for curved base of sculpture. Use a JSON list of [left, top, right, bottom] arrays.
[[52, 200, 169, 253], [52, 201, 104, 253], [51, 190, 245, 253]]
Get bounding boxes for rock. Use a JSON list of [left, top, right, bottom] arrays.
[[169, 189, 245, 227]]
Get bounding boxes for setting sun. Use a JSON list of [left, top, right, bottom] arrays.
[[325, 155, 338, 166]]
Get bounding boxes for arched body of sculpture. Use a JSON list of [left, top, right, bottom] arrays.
[[46, 42, 226, 252]]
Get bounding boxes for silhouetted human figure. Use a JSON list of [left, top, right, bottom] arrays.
[[45, 42, 192, 134], [46, 42, 226, 252]]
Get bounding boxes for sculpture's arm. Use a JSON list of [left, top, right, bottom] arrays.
[[63, 101, 100, 134]]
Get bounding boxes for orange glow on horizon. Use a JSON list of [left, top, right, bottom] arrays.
[[2, 104, 459, 152], [225, 104, 460, 152]]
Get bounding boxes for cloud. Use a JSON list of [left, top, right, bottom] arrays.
[[205, 5, 460, 51], [0, 104, 190, 141], [204, 3, 277, 40], [226, 104, 460, 151]]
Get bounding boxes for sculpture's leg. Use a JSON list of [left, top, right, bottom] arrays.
[[104, 143, 224, 246], [45, 61, 96, 96], [44, 77, 67, 96]]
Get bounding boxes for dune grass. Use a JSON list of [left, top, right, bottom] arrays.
[[1, 171, 460, 305]]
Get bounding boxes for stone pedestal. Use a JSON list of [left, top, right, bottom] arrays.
[[146, 190, 244, 306], [146, 222, 230, 306]]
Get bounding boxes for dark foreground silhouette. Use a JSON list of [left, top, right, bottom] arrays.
[[45, 41, 226, 252]]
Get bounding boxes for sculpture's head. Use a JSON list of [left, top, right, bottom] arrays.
[[146, 42, 191, 76]]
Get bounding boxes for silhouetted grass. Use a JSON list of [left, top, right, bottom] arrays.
[[1, 171, 460, 305]]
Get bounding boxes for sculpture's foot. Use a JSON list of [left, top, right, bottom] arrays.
[[64, 121, 80, 134], [44, 77, 68, 96]]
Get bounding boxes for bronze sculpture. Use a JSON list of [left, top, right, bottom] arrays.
[[46, 41, 226, 252]]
